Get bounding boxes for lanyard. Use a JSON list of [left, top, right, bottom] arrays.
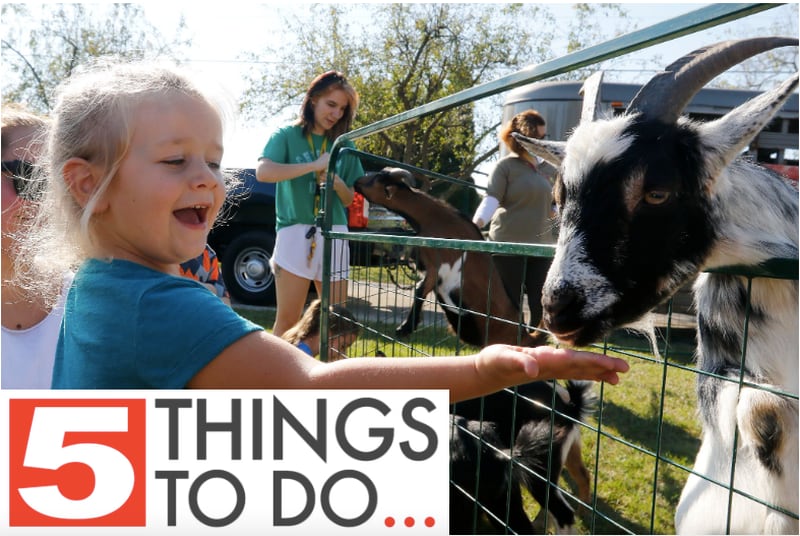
[[306, 134, 328, 165], [306, 134, 329, 266], [306, 134, 329, 212]]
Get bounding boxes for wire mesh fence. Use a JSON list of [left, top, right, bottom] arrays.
[[329, 218, 797, 534], [312, 5, 798, 533]]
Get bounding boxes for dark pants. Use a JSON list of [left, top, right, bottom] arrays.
[[493, 254, 552, 328]]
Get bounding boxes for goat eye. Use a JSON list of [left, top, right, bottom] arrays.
[[644, 190, 671, 205]]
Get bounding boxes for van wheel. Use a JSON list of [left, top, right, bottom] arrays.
[[222, 231, 277, 306]]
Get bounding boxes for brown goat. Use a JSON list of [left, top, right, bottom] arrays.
[[354, 167, 547, 347]]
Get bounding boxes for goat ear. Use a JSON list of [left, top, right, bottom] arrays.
[[385, 167, 431, 192], [512, 132, 566, 166], [384, 184, 398, 200], [698, 74, 798, 177]]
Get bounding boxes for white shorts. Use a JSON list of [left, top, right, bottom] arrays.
[[271, 223, 350, 281]]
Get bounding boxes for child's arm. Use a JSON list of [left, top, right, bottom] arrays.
[[186, 331, 628, 402]]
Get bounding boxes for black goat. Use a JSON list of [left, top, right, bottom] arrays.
[[354, 168, 547, 347], [450, 380, 596, 534], [450, 416, 533, 534]]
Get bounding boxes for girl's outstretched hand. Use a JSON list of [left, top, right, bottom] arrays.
[[475, 344, 629, 388]]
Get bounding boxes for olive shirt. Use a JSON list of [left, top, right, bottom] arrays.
[[486, 155, 556, 245], [260, 125, 364, 232]]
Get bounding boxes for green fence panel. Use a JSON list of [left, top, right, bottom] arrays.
[[311, 4, 798, 533]]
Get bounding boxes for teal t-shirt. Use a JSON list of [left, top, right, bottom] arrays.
[[51, 258, 263, 389], [260, 124, 364, 231]]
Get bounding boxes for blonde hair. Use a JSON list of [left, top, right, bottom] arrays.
[[1, 104, 49, 152], [15, 59, 233, 306], [282, 298, 360, 346], [1, 104, 49, 201]]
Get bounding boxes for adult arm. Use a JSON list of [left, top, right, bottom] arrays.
[[473, 158, 512, 228], [472, 195, 499, 228], [257, 155, 353, 206], [328, 141, 363, 208], [327, 173, 354, 207], [256, 155, 329, 183]]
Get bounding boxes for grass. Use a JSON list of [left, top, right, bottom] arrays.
[[570, 343, 701, 534], [234, 306, 276, 331], [350, 257, 420, 288], [233, 293, 701, 535]]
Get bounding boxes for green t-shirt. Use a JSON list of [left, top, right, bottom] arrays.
[[260, 124, 364, 231]]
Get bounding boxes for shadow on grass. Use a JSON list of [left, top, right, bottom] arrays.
[[575, 493, 652, 535], [603, 329, 697, 366], [599, 400, 701, 468], [570, 462, 692, 534]]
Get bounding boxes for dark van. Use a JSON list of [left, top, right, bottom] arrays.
[[208, 168, 278, 306]]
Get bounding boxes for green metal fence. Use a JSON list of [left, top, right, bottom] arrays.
[[315, 4, 798, 533]]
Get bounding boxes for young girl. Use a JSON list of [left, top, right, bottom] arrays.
[[256, 70, 362, 337], [24, 60, 628, 396], [281, 298, 360, 361]]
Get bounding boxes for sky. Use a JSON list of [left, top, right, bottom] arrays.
[[123, 3, 800, 168]]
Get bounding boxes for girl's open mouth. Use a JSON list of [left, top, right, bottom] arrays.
[[173, 205, 208, 226]]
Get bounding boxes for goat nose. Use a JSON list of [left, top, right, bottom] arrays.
[[543, 281, 585, 330]]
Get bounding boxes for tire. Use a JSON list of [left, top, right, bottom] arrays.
[[221, 230, 277, 306]]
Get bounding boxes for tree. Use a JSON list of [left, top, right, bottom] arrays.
[[715, 3, 799, 91], [241, 3, 633, 190], [1, 3, 189, 113]]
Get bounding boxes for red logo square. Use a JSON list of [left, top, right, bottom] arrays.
[[9, 399, 146, 526]]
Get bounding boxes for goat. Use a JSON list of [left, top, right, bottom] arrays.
[[450, 416, 532, 534], [450, 380, 596, 534], [513, 37, 799, 534], [354, 167, 547, 347]]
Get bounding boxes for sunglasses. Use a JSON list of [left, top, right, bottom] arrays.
[[1, 159, 41, 201]]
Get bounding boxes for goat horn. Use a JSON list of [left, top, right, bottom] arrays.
[[580, 71, 604, 123], [628, 37, 799, 123]]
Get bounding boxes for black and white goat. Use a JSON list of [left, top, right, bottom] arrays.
[[514, 37, 798, 534], [354, 168, 547, 347], [450, 380, 596, 534]]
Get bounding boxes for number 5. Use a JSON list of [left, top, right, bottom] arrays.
[[19, 406, 135, 520]]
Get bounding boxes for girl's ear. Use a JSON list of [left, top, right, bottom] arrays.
[[63, 157, 109, 212]]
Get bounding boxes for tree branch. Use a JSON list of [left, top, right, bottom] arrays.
[[1, 39, 49, 109]]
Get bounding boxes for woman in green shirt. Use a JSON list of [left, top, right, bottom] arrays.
[[257, 71, 364, 336]]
